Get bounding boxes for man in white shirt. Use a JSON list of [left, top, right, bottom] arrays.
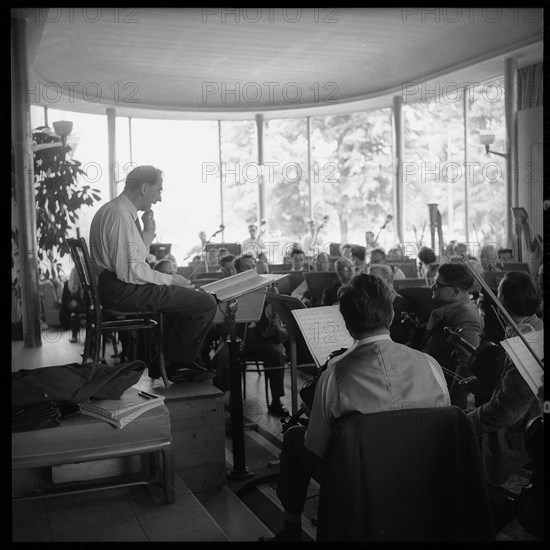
[[241, 223, 265, 259], [261, 273, 450, 542], [300, 220, 324, 259], [89, 165, 217, 383]]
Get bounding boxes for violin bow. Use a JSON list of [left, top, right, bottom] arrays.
[[458, 255, 543, 369]]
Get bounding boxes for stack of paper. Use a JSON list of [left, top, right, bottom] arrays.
[[79, 387, 165, 428]]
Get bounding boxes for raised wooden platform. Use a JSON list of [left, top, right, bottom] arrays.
[[135, 377, 226, 492]]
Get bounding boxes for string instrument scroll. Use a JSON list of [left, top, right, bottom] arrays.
[[428, 203, 444, 260]]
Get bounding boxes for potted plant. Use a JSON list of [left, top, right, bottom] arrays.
[[11, 123, 101, 336]]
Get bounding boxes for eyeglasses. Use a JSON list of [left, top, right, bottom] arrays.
[[432, 280, 455, 289]]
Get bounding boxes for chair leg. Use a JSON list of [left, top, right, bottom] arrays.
[[157, 313, 170, 388], [162, 445, 176, 504], [242, 365, 247, 400], [264, 368, 270, 408]]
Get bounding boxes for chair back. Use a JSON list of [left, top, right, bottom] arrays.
[[317, 406, 495, 541], [67, 237, 103, 360]]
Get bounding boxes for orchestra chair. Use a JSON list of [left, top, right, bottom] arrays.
[[388, 259, 418, 278], [317, 406, 496, 542], [67, 237, 169, 388]]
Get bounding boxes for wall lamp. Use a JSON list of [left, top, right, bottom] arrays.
[[53, 120, 73, 152], [479, 132, 507, 159]]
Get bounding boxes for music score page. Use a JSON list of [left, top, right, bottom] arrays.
[[292, 306, 354, 368]]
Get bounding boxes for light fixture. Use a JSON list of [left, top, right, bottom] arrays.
[[52, 120, 73, 153], [479, 132, 507, 158]]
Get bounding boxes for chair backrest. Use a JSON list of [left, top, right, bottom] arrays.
[[67, 237, 102, 330], [317, 407, 495, 542], [388, 259, 418, 278], [393, 277, 427, 290]]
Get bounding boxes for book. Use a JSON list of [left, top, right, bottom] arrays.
[[200, 269, 288, 302], [79, 387, 165, 429], [500, 330, 544, 396], [292, 305, 354, 368]]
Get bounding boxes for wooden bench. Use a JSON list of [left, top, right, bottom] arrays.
[[12, 403, 175, 504]]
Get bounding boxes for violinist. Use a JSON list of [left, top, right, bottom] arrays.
[[261, 274, 450, 542], [418, 263, 484, 410], [465, 271, 543, 530]]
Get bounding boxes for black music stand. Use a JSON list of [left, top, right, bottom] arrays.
[[303, 272, 338, 307], [202, 272, 286, 479]]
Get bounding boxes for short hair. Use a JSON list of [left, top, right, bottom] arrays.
[[291, 247, 305, 257], [370, 247, 386, 261], [220, 254, 235, 266], [234, 254, 255, 272], [437, 263, 474, 291], [369, 263, 394, 283], [337, 273, 393, 332], [499, 271, 541, 316], [248, 224, 257, 230], [335, 257, 354, 270], [124, 165, 162, 191], [497, 247, 513, 259], [350, 245, 365, 261], [418, 246, 436, 265]]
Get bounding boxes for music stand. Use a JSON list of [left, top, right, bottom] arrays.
[[303, 272, 338, 307], [149, 242, 171, 260], [201, 271, 287, 479]]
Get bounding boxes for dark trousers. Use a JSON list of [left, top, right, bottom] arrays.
[[98, 271, 217, 365], [276, 426, 322, 516]]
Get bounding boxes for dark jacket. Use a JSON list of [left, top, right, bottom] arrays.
[[12, 361, 146, 409]]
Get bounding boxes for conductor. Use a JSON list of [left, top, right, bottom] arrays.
[[89, 165, 217, 383]]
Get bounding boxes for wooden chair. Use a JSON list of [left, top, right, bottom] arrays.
[[66, 237, 169, 387]]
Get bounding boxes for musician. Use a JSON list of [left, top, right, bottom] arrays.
[[339, 243, 354, 260], [89, 166, 217, 383], [350, 245, 366, 273], [369, 248, 406, 280], [219, 254, 236, 277], [479, 244, 503, 272], [418, 245, 437, 279], [183, 230, 208, 262], [241, 223, 266, 259], [419, 263, 483, 409], [368, 264, 414, 344], [465, 271, 543, 529], [262, 274, 450, 542], [321, 256, 354, 306], [301, 220, 324, 259]]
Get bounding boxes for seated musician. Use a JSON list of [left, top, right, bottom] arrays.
[[289, 247, 312, 306], [321, 256, 354, 306], [369, 247, 406, 280], [418, 245, 437, 281], [218, 254, 237, 277], [261, 273, 450, 542], [211, 254, 289, 417], [418, 263, 483, 410], [479, 243, 503, 272], [350, 245, 366, 274], [368, 264, 414, 344], [464, 271, 543, 530]]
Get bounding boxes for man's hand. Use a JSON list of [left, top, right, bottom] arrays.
[[142, 209, 156, 236], [171, 273, 194, 288]]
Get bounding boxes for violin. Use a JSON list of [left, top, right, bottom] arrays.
[[443, 327, 501, 403]]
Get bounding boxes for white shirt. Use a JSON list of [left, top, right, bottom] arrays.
[[241, 236, 266, 258], [301, 232, 324, 256], [304, 334, 450, 458], [89, 193, 172, 286]]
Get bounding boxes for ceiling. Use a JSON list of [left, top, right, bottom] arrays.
[[25, 7, 543, 120]]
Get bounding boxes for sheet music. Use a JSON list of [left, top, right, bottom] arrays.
[[292, 306, 354, 368], [201, 270, 286, 302], [500, 330, 544, 396]]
